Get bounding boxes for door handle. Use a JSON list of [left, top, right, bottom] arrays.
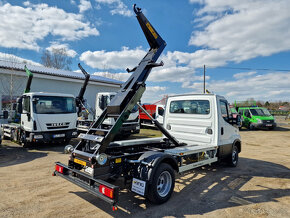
[[221, 127, 224, 135]]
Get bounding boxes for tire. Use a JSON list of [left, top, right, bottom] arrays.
[[147, 163, 175, 204], [248, 123, 254, 130], [227, 145, 239, 167], [20, 131, 29, 148]]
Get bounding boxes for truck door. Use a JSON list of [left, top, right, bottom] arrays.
[[243, 109, 251, 127], [218, 99, 233, 148], [21, 96, 33, 132]]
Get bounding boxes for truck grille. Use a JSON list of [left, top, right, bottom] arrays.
[[46, 122, 70, 129]]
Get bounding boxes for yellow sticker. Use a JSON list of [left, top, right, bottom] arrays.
[[74, 158, 86, 166], [115, 158, 122, 163], [146, 22, 158, 39]]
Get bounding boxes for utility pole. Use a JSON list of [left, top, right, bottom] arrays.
[[203, 65, 206, 93]]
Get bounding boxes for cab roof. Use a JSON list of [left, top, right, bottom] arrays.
[[23, 92, 75, 98]]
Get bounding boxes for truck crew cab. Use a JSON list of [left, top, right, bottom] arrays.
[[53, 5, 241, 209]]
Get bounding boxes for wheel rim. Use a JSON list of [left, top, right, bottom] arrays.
[[157, 171, 172, 197], [232, 148, 237, 165]]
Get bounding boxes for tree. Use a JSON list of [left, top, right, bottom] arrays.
[[41, 48, 72, 70], [0, 53, 25, 113]]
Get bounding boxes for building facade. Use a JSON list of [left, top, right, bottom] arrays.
[[0, 60, 122, 112]]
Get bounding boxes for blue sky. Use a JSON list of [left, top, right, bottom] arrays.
[[0, 0, 290, 104]]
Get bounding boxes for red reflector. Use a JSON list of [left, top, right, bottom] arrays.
[[99, 185, 114, 199], [55, 165, 64, 174]]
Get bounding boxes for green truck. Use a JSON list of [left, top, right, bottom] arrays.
[[237, 107, 276, 130]]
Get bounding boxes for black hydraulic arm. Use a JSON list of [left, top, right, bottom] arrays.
[[74, 4, 168, 154], [76, 63, 90, 114]]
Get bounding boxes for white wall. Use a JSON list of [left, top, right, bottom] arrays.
[[0, 68, 121, 111]]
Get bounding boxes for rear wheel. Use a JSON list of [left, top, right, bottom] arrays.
[[147, 163, 175, 204], [227, 145, 239, 167]]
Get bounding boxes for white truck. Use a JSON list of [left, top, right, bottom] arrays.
[[1, 92, 78, 146], [53, 5, 241, 209], [1, 67, 78, 146], [77, 92, 140, 136]]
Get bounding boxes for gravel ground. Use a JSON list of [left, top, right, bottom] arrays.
[[0, 117, 289, 217]]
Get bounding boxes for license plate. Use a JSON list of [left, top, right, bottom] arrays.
[[131, 178, 146, 196], [53, 133, 65, 138], [84, 167, 93, 174], [266, 124, 272, 127], [74, 158, 86, 166]]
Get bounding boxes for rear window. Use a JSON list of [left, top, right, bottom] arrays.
[[169, 100, 210, 114]]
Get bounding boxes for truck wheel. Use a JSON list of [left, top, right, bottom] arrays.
[[228, 145, 239, 167], [20, 132, 29, 148], [147, 163, 175, 204]]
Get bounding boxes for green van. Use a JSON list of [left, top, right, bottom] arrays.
[[238, 107, 276, 130]]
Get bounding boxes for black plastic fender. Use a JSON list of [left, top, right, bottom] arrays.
[[137, 151, 178, 185]]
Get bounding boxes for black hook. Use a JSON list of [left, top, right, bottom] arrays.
[[133, 4, 142, 14]]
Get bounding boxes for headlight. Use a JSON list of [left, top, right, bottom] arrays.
[[34, 135, 43, 139], [96, 153, 107, 165], [256, 119, 262, 124]]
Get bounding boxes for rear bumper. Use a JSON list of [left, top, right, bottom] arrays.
[[53, 162, 119, 206]]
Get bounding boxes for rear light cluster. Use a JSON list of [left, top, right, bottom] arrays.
[[55, 165, 64, 174], [99, 185, 114, 199]]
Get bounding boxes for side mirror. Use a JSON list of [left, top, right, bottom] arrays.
[[3, 110, 8, 119], [16, 97, 23, 114], [158, 107, 164, 116]]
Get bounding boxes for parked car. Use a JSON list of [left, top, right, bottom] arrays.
[[238, 107, 276, 130]]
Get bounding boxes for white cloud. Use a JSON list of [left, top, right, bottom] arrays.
[[46, 43, 77, 58], [0, 2, 99, 51], [80, 47, 146, 70], [95, 0, 133, 17], [93, 71, 129, 81], [189, 0, 290, 64], [142, 86, 168, 104], [233, 71, 256, 79], [146, 86, 167, 92], [79, 0, 92, 13], [184, 71, 290, 101], [0, 52, 42, 66]]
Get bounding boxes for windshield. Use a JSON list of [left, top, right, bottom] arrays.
[[170, 100, 210, 114], [33, 96, 76, 114], [250, 108, 271, 116]]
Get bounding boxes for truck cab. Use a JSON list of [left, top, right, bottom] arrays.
[[18, 92, 78, 144], [164, 94, 241, 159], [96, 92, 140, 135]]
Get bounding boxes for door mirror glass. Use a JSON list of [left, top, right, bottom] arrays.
[[158, 107, 164, 116]]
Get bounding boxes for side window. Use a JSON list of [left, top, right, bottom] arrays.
[[239, 109, 244, 115], [244, 109, 250, 118], [22, 96, 30, 113], [220, 100, 229, 121]]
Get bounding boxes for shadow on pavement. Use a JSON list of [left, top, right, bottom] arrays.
[[71, 157, 290, 217], [0, 143, 47, 167]]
